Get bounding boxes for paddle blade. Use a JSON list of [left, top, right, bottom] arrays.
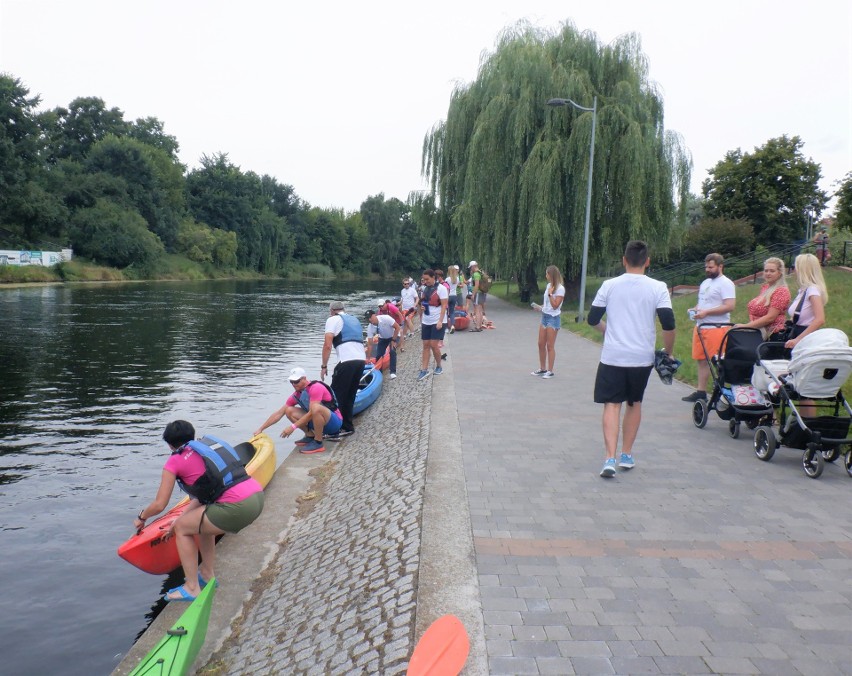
[[406, 614, 469, 676]]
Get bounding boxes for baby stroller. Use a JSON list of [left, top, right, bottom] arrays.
[[692, 325, 774, 438], [751, 328, 852, 478]]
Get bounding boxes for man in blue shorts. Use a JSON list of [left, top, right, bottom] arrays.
[[588, 240, 676, 477]]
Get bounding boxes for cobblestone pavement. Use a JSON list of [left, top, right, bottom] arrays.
[[450, 297, 852, 675], [207, 343, 435, 675]]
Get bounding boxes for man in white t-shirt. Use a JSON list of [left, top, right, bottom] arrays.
[[321, 300, 365, 438], [417, 268, 449, 381], [681, 253, 736, 402], [400, 278, 419, 337], [588, 240, 676, 478]]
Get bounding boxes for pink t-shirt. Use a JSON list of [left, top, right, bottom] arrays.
[[286, 382, 343, 420], [164, 446, 262, 503], [746, 285, 791, 335]]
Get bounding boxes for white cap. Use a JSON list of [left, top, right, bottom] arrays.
[[468, 260, 478, 268], [288, 367, 307, 382]]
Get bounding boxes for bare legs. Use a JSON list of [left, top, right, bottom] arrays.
[[602, 401, 642, 460], [537, 325, 558, 371]]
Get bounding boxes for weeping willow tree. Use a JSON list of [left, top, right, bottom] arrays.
[[422, 22, 691, 292]]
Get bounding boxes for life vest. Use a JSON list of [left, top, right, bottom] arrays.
[[177, 435, 249, 504], [421, 284, 441, 308], [294, 380, 340, 413], [332, 313, 363, 347]]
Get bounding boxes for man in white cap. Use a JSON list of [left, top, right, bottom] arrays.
[[321, 300, 365, 439], [253, 367, 343, 454], [468, 260, 486, 331]]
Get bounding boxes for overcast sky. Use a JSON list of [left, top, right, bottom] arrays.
[[2, 1, 850, 213]]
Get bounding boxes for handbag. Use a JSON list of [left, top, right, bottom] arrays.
[[778, 291, 807, 342]]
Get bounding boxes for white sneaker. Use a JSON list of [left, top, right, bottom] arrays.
[[531, 369, 547, 376], [542, 371, 555, 379], [389, 373, 397, 379]]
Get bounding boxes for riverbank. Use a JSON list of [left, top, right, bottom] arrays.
[[113, 340, 487, 675]]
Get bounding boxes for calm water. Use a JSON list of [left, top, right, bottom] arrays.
[[0, 279, 397, 675]]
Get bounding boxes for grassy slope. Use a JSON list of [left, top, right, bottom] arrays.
[[490, 268, 852, 387]]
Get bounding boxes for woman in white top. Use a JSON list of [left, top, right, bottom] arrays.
[[531, 265, 565, 378], [446, 265, 461, 333], [785, 253, 829, 417]]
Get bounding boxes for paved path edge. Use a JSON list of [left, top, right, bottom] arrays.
[[415, 349, 488, 674]]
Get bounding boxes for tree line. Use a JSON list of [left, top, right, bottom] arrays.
[[0, 74, 440, 275]]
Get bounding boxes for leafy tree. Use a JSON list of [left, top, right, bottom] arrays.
[[681, 217, 754, 261], [127, 116, 180, 159], [176, 218, 237, 267], [360, 194, 407, 275], [85, 135, 185, 250], [422, 22, 691, 289], [41, 96, 128, 163], [0, 74, 68, 245], [70, 199, 164, 267], [834, 171, 852, 231], [186, 154, 291, 272], [702, 135, 828, 245]]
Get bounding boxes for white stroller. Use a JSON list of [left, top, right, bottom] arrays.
[[751, 328, 852, 478]]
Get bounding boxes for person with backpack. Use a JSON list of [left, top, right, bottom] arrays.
[[417, 268, 449, 381], [135, 420, 265, 602], [253, 367, 343, 454], [468, 261, 491, 331]]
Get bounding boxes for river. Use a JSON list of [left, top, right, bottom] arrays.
[[0, 278, 399, 675]]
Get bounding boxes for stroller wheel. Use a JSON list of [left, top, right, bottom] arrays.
[[728, 420, 740, 439], [822, 447, 840, 463], [753, 426, 776, 461], [845, 448, 852, 478], [692, 399, 708, 429], [802, 447, 825, 479]]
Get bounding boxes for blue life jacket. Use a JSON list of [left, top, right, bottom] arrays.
[[177, 435, 249, 504], [332, 313, 363, 348], [294, 380, 340, 413]]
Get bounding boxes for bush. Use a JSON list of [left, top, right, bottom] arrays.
[[70, 199, 165, 268], [682, 217, 754, 261]]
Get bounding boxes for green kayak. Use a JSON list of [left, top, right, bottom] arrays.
[[129, 580, 217, 676]]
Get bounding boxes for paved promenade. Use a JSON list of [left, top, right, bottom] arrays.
[[117, 296, 852, 675], [451, 297, 852, 675]]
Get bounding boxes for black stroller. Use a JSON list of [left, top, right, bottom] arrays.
[[692, 325, 774, 438], [751, 330, 852, 478]]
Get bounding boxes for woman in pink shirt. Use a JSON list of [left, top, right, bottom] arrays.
[[133, 420, 264, 602]]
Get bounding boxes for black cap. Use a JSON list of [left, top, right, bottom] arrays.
[[364, 310, 376, 319]]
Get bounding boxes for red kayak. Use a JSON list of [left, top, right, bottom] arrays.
[[117, 434, 276, 574]]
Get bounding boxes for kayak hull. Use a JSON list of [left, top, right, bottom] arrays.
[[453, 310, 470, 331], [117, 434, 276, 575], [353, 366, 383, 415], [128, 579, 216, 676]]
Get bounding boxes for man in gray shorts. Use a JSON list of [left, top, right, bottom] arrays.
[[588, 240, 676, 478]]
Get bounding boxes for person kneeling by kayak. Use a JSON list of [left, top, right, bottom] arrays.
[[253, 367, 343, 454], [134, 420, 265, 602]]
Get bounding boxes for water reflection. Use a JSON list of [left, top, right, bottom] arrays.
[[0, 278, 396, 675]]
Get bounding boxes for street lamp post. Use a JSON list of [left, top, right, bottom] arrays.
[[547, 96, 597, 322]]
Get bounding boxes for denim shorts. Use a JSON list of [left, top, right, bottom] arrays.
[[541, 313, 561, 330]]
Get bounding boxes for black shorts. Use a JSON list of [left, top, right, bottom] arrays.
[[594, 363, 653, 406]]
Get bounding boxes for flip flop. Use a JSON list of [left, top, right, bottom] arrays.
[[198, 573, 219, 589], [164, 585, 197, 602]]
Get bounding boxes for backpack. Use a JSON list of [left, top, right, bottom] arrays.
[[477, 270, 492, 292]]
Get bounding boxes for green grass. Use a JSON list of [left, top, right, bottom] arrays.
[[491, 268, 852, 387]]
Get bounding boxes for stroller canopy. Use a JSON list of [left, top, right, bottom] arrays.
[[788, 329, 852, 398]]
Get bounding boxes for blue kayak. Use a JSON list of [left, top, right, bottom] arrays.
[[353, 365, 383, 415]]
